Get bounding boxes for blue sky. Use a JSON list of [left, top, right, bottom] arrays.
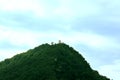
[[0, 0, 120, 79]]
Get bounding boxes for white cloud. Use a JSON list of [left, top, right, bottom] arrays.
[[0, 25, 118, 51], [59, 31, 118, 50], [0, 0, 46, 17], [0, 0, 104, 19], [0, 25, 43, 47], [98, 60, 120, 80], [0, 0, 34, 10], [0, 49, 26, 61], [54, 0, 102, 19]]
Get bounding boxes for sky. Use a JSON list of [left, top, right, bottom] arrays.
[[0, 0, 120, 79]]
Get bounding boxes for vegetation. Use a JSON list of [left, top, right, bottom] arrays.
[[0, 43, 110, 80]]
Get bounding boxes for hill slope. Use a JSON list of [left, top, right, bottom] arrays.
[[0, 43, 110, 80]]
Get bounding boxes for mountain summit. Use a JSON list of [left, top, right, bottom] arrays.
[[0, 43, 110, 80]]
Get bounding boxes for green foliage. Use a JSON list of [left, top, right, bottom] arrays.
[[0, 43, 110, 80]]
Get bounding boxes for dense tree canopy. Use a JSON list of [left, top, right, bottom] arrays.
[[0, 43, 110, 80]]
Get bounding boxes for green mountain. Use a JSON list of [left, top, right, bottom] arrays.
[[0, 43, 110, 80]]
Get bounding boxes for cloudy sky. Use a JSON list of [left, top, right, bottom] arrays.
[[0, 0, 120, 79]]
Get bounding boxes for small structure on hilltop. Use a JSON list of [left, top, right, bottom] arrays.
[[51, 40, 62, 45], [58, 40, 62, 43], [51, 42, 54, 45]]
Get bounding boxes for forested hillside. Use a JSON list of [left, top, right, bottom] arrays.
[[0, 43, 110, 80]]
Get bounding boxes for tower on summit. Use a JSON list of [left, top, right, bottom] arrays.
[[58, 40, 61, 43], [51, 42, 54, 45]]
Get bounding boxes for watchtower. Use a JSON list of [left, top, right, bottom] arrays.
[[51, 42, 54, 45], [58, 40, 61, 43]]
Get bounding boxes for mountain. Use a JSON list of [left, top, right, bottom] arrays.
[[0, 43, 110, 80]]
